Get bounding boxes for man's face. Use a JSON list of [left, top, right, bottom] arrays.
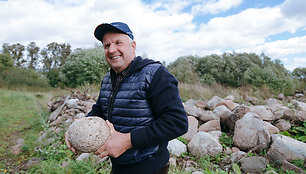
[[102, 32, 136, 73]]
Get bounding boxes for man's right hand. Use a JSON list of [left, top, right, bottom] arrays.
[[65, 132, 77, 153]]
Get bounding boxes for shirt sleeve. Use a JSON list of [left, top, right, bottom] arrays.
[[130, 65, 188, 148]]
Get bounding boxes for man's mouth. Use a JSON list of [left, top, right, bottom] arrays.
[[110, 55, 121, 60]]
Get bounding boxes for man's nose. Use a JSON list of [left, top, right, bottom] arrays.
[[108, 44, 117, 53]]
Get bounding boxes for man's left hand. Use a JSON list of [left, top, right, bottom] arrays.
[[95, 120, 132, 158]]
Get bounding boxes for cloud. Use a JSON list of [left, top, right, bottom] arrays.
[[191, 0, 242, 15], [281, 0, 306, 22]]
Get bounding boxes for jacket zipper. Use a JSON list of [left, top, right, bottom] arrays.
[[107, 74, 129, 122]]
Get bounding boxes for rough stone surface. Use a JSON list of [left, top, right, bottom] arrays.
[[67, 117, 110, 153], [229, 151, 246, 163], [295, 101, 306, 111], [207, 96, 223, 109], [182, 116, 198, 141], [215, 100, 239, 111], [198, 110, 219, 122], [233, 112, 271, 151], [249, 105, 275, 121], [275, 119, 291, 131], [198, 120, 220, 132], [270, 134, 306, 161], [240, 156, 269, 173], [232, 104, 250, 119], [188, 132, 223, 157], [24, 158, 42, 169], [167, 139, 187, 157], [263, 121, 280, 134]]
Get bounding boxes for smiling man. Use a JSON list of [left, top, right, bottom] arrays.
[[66, 22, 188, 174]]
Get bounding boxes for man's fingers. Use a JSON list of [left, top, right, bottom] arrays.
[[106, 120, 115, 133], [95, 144, 107, 155], [99, 151, 108, 159]]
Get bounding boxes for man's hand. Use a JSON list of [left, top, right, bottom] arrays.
[[65, 132, 77, 153], [95, 120, 132, 158]]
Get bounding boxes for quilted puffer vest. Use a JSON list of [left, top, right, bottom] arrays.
[[99, 62, 161, 165]]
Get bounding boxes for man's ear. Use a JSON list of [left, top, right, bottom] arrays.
[[131, 41, 136, 51]]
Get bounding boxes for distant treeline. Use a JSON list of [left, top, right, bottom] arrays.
[[168, 53, 305, 95], [0, 42, 305, 94]]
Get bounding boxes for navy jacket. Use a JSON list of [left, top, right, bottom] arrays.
[[88, 56, 188, 174]]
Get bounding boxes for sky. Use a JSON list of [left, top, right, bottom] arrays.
[[1, 0, 306, 71]]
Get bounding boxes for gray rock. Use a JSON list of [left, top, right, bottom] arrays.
[[182, 116, 198, 141], [198, 120, 220, 132], [75, 113, 86, 119], [229, 151, 246, 163], [270, 134, 306, 161], [67, 117, 110, 153], [207, 96, 223, 109], [263, 121, 280, 134], [24, 158, 42, 169], [278, 94, 285, 100], [183, 103, 205, 118], [281, 160, 305, 173], [188, 132, 223, 157], [265, 148, 286, 165], [11, 144, 22, 155], [233, 112, 271, 151], [232, 104, 250, 119], [66, 98, 79, 109], [283, 109, 306, 122], [224, 95, 235, 101], [249, 105, 275, 121], [295, 101, 306, 111], [169, 157, 177, 167], [275, 119, 291, 131], [240, 156, 269, 173], [76, 153, 91, 161], [198, 110, 219, 122], [167, 139, 187, 157]]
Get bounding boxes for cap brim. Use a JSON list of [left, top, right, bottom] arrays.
[[94, 23, 125, 42]]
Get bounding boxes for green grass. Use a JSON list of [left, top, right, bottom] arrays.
[[0, 89, 51, 173]]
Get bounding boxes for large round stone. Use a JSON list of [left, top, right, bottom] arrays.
[[67, 116, 110, 153]]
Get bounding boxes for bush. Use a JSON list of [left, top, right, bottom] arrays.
[[61, 46, 108, 88], [0, 67, 50, 89]]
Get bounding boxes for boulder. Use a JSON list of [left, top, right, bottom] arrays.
[[263, 121, 280, 134], [198, 110, 219, 122], [67, 117, 110, 153], [207, 96, 223, 109], [249, 105, 275, 121], [275, 119, 291, 131], [66, 98, 79, 109], [233, 112, 271, 151], [215, 100, 239, 111], [232, 104, 250, 119], [167, 139, 187, 157], [270, 134, 306, 161], [182, 116, 198, 141], [198, 120, 220, 132], [295, 101, 306, 111], [188, 132, 223, 157], [240, 156, 269, 173], [283, 109, 306, 122]]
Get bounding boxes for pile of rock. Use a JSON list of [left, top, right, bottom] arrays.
[[19, 89, 305, 173], [168, 94, 306, 173]]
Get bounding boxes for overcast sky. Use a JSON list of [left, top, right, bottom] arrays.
[[1, 0, 306, 71]]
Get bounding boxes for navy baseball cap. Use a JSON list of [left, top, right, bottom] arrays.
[[94, 22, 134, 42]]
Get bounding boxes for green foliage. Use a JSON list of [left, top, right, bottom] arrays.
[[0, 67, 50, 89], [2, 43, 26, 67], [288, 121, 306, 142], [232, 163, 241, 174], [177, 136, 189, 145], [61, 46, 108, 87], [0, 53, 14, 72], [219, 132, 233, 148], [168, 56, 200, 84]]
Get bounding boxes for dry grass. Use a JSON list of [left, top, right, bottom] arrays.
[[178, 82, 274, 103]]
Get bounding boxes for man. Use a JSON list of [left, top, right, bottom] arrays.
[[66, 22, 188, 174]]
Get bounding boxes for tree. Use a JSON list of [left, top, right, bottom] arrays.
[[2, 43, 25, 67], [41, 42, 71, 72], [0, 53, 14, 72], [61, 46, 108, 87], [26, 42, 40, 70], [292, 67, 306, 80]]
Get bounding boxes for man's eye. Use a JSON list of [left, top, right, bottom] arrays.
[[116, 41, 121, 45], [104, 44, 110, 49]]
